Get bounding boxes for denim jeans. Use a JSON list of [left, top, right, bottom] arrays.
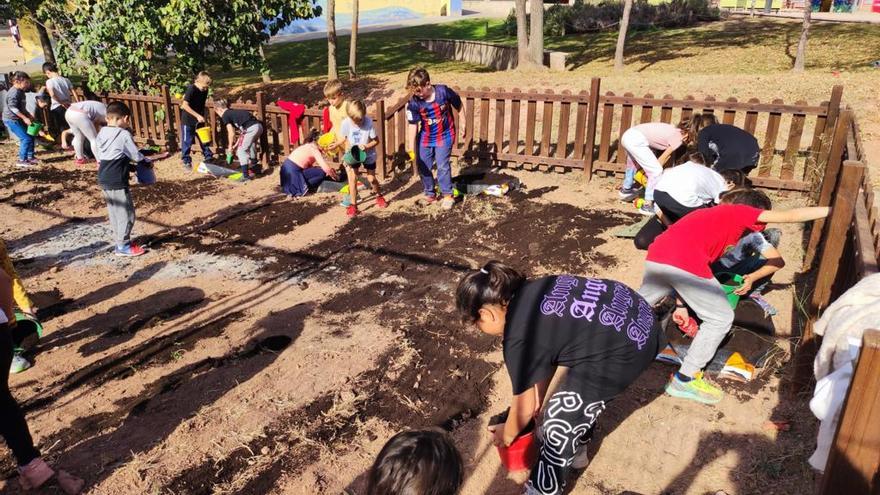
[[3, 119, 34, 161], [180, 124, 214, 166], [416, 144, 454, 197]]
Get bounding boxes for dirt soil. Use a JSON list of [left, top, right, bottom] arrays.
[[0, 142, 820, 495]]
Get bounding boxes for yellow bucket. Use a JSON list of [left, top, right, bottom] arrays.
[[196, 125, 212, 144], [317, 132, 336, 150]]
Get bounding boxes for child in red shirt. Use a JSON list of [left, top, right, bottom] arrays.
[[638, 189, 829, 404]]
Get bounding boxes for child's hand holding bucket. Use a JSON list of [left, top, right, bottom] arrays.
[[733, 274, 753, 296]]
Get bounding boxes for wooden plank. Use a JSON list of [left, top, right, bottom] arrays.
[[465, 88, 476, 152], [782, 103, 807, 181], [810, 160, 866, 314], [540, 90, 554, 157], [524, 90, 537, 156], [597, 94, 827, 115], [573, 90, 588, 161], [640, 93, 654, 123], [494, 96, 505, 157], [723, 97, 737, 125], [702, 95, 716, 117], [617, 93, 634, 164], [584, 78, 601, 179], [744, 98, 760, 134], [508, 89, 521, 155], [759, 99, 784, 176], [374, 100, 385, 179], [855, 192, 880, 277], [598, 91, 615, 163], [557, 91, 571, 159], [479, 88, 490, 146], [452, 149, 586, 169], [161, 85, 175, 151], [804, 110, 853, 269], [659, 95, 674, 124], [679, 95, 695, 125], [819, 330, 880, 495]]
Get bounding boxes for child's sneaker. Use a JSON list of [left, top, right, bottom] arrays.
[[27, 158, 41, 165], [115, 243, 146, 257], [618, 186, 641, 201], [440, 196, 455, 211], [14, 160, 35, 169], [10, 353, 31, 374], [182, 162, 193, 171], [375, 196, 388, 208], [340, 194, 352, 207], [665, 372, 723, 404], [636, 202, 655, 216], [422, 195, 438, 205], [346, 205, 359, 217], [74, 158, 90, 166]]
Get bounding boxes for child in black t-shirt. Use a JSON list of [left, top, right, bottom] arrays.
[[456, 261, 663, 495], [213, 98, 263, 182], [179, 71, 214, 170]]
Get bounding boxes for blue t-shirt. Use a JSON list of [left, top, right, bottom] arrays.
[[340, 116, 377, 163], [406, 84, 462, 149]]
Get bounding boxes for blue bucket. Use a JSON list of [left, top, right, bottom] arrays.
[[136, 162, 156, 185]]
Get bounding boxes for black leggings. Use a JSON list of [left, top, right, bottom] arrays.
[[0, 324, 40, 466], [634, 191, 706, 250]]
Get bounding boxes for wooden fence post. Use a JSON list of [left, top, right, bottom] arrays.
[[819, 329, 880, 495], [161, 85, 176, 152], [375, 100, 387, 181], [256, 91, 268, 167], [584, 77, 601, 181], [804, 109, 853, 270]]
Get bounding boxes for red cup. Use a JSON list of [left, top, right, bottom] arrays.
[[496, 430, 538, 471]]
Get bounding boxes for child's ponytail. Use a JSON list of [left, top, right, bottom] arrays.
[[455, 261, 525, 323], [304, 127, 320, 144]]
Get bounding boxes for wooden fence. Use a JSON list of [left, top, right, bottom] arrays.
[[84, 79, 843, 193]]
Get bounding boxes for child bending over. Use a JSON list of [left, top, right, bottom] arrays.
[[336, 100, 388, 216], [457, 261, 663, 495], [95, 102, 151, 257], [638, 189, 828, 404], [367, 428, 463, 495], [214, 99, 263, 182], [279, 130, 338, 197]]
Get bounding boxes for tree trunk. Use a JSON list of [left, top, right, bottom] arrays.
[[793, 0, 811, 72], [327, 0, 338, 80], [348, 0, 358, 79], [515, 0, 531, 67], [29, 12, 56, 64], [528, 0, 543, 66], [614, 0, 633, 70], [258, 44, 272, 83]]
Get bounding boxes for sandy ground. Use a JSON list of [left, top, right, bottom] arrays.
[[0, 139, 821, 495]]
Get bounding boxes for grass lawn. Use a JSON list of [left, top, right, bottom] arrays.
[[215, 16, 880, 87]]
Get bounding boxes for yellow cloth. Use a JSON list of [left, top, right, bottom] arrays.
[[0, 239, 33, 312]]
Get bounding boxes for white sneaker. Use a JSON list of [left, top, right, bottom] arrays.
[[440, 196, 455, 210], [14, 160, 35, 169]]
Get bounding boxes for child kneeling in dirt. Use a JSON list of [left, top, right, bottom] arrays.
[[336, 99, 388, 217], [279, 129, 338, 197], [456, 261, 663, 495], [96, 102, 151, 257], [367, 428, 463, 495], [638, 189, 828, 404], [214, 99, 262, 182]]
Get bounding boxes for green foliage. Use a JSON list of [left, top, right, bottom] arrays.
[[39, 0, 320, 92], [505, 0, 719, 37]]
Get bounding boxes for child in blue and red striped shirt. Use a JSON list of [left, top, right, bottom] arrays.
[[405, 68, 467, 211]]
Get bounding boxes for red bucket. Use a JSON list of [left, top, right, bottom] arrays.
[[490, 409, 538, 472], [497, 430, 538, 471]]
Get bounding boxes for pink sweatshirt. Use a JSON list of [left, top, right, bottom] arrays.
[[633, 123, 684, 150]]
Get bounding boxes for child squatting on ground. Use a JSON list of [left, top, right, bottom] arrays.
[[280, 129, 338, 197], [214, 99, 263, 182], [638, 188, 829, 404], [96, 102, 152, 257], [336, 99, 388, 217], [179, 72, 214, 171], [0, 269, 84, 494], [457, 261, 663, 495], [367, 428, 464, 495], [405, 67, 466, 211], [619, 115, 712, 215]]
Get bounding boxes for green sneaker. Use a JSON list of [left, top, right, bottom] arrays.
[[10, 353, 31, 374], [665, 372, 723, 404]]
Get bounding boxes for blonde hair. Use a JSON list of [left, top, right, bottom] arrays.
[[323, 79, 343, 98], [347, 100, 366, 120], [406, 67, 430, 89], [677, 114, 713, 144]]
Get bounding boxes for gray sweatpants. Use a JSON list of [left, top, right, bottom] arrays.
[[103, 188, 135, 248], [237, 123, 263, 168], [65, 110, 98, 160], [637, 261, 734, 377]]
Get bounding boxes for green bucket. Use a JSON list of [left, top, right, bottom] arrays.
[[343, 145, 367, 165], [26, 122, 43, 136], [12, 311, 42, 352], [716, 272, 745, 309]]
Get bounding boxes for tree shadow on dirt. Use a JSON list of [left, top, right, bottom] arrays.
[[39, 302, 315, 492]]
